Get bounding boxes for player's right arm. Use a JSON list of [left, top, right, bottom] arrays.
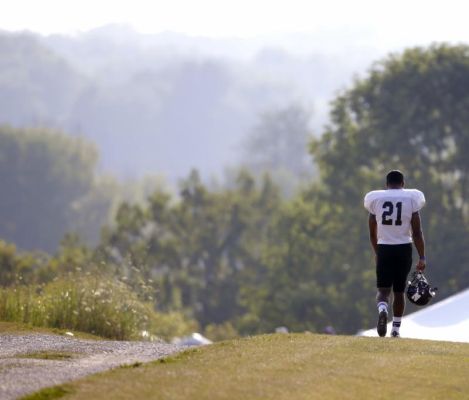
[[411, 211, 426, 271]]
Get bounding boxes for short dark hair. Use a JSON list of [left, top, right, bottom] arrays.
[[386, 170, 404, 185]]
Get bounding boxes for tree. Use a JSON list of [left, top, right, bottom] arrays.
[[22, 44, 469, 337], [241, 104, 315, 196], [311, 44, 469, 299], [240, 185, 375, 335], [0, 240, 45, 286], [97, 169, 282, 328], [245, 44, 469, 335], [0, 126, 111, 251]]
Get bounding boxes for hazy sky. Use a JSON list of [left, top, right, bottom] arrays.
[[1, 0, 468, 47]]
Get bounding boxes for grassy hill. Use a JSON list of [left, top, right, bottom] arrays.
[[23, 333, 469, 400]]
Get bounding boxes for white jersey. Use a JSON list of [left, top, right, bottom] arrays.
[[364, 189, 425, 245]]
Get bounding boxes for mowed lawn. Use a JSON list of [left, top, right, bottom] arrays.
[[25, 334, 469, 400]]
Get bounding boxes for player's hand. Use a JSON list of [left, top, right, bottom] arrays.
[[416, 258, 426, 271]]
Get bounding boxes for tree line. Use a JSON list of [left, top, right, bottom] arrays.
[[1, 44, 469, 338]]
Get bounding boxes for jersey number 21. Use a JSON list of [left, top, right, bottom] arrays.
[[382, 201, 402, 226]]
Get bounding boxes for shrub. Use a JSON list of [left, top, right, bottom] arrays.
[[0, 275, 194, 340]]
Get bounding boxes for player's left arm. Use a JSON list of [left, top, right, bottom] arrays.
[[411, 211, 426, 271], [368, 213, 378, 256]]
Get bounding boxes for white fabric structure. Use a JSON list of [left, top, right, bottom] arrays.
[[359, 287, 469, 343], [172, 333, 212, 346]]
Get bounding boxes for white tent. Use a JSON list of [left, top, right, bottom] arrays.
[[359, 287, 469, 343], [172, 333, 212, 346]]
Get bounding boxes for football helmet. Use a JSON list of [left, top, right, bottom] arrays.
[[406, 271, 437, 306]]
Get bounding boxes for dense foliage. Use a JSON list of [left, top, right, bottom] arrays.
[[1, 44, 469, 339], [241, 104, 314, 196], [312, 44, 469, 297], [0, 240, 196, 340], [0, 275, 196, 340], [0, 126, 115, 251]]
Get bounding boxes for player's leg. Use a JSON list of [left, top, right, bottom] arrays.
[[376, 287, 391, 337], [392, 292, 405, 317], [390, 292, 405, 337], [376, 245, 392, 337], [390, 244, 413, 337], [376, 287, 391, 308]]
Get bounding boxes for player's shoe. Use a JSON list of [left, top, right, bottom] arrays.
[[377, 310, 388, 337], [391, 331, 400, 338]]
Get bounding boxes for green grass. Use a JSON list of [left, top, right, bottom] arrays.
[[0, 277, 157, 340], [23, 333, 469, 400], [20, 386, 73, 400], [0, 277, 195, 341], [0, 321, 102, 340]]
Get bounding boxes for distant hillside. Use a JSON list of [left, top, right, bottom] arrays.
[[0, 26, 382, 179], [0, 32, 87, 128]]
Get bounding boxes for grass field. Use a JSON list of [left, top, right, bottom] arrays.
[[22, 333, 469, 400], [0, 321, 102, 340]]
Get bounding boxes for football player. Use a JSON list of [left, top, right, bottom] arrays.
[[364, 170, 426, 337]]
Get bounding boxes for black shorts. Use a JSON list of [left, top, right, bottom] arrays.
[[376, 243, 412, 292]]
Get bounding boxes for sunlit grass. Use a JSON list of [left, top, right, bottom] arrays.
[[20, 385, 73, 400], [23, 333, 469, 400], [0, 321, 102, 339], [0, 276, 192, 340]]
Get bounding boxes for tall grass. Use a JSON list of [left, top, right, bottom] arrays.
[[0, 275, 193, 340]]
